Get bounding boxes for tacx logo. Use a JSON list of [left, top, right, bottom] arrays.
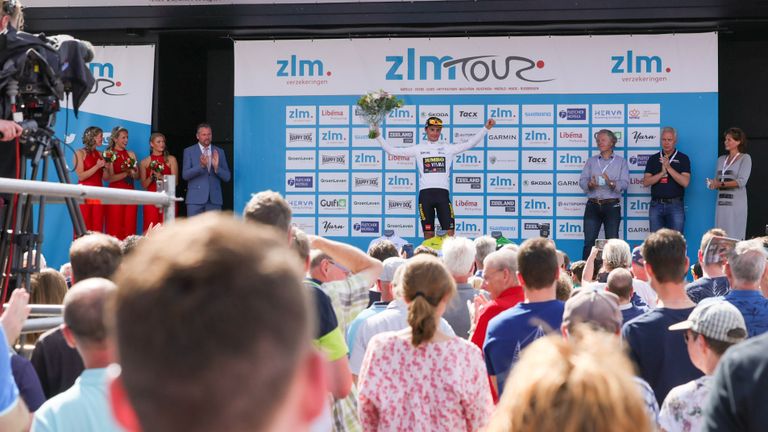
[[89, 62, 127, 96], [527, 156, 548, 164], [458, 110, 478, 118], [610, 50, 670, 74], [385, 48, 554, 82], [277, 55, 330, 77]]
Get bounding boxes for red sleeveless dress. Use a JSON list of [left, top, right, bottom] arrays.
[[78, 149, 105, 233], [142, 154, 173, 232], [105, 149, 137, 240]]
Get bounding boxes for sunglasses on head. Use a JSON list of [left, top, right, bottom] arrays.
[[426, 118, 443, 127]]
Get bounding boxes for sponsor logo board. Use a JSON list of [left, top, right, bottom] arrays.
[[522, 104, 554, 125], [318, 150, 349, 170], [628, 173, 648, 194], [592, 104, 624, 124], [455, 219, 484, 238], [318, 128, 349, 147], [487, 128, 519, 147], [556, 219, 584, 240], [385, 106, 417, 125], [351, 150, 382, 170], [627, 195, 652, 217], [318, 217, 348, 236], [487, 150, 519, 171], [385, 196, 417, 215], [521, 195, 554, 216], [453, 175, 484, 193], [521, 150, 554, 170], [521, 127, 554, 148], [285, 150, 316, 170], [521, 173, 554, 193], [591, 127, 625, 147], [555, 173, 583, 193], [627, 150, 656, 171], [318, 105, 349, 125], [385, 127, 417, 146], [385, 172, 416, 192], [452, 128, 481, 146], [627, 104, 661, 124], [351, 195, 382, 214], [351, 127, 378, 147], [318, 195, 349, 214], [385, 217, 416, 238], [487, 196, 518, 216], [453, 196, 485, 216], [453, 150, 485, 170], [521, 219, 554, 239], [556, 150, 589, 171], [556, 128, 589, 147], [351, 173, 382, 192], [285, 128, 316, 148], [453, 105, 485, 125], [286, 105, 316, 125], [384, 152, 415, 170], [556, 105, 589, 124], [351, 218, 381, 237], [556, 197, 587, 217], [487, 105, 519, 125], [286, 172, 315, 192], [291, 217, 316, 235], [318, 172, 348, 192], [418, 105, 451, 125], [486, 219, 519, 239], [627, 127, 660, 148], [626, 219, 650, 240], [285, 194, 315, 214], [486, 173, 518, 193]]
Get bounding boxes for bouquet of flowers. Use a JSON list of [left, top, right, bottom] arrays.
[[122, 157, 138, 172], [102, 150, 117, 163], [357, 90, 404, 138], [149, 160, 166, 177]]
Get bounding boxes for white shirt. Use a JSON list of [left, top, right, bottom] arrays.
[[376, 128, 487, 191], [586, 278, 658, 308], [349, 299, 455, 374], [198, 143, 211, 171]]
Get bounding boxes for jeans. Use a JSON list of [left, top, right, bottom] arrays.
[[583, 200, 622, 259], [649, 199, 685, 233]]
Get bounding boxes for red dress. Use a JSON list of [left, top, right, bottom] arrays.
[[142, 154, 173, 232], [105, 149, 137, 240], [78, 149, 105, 233]]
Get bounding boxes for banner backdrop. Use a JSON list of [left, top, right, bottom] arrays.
[[234, 34, 718, 260], [41, 45, 156, 267]]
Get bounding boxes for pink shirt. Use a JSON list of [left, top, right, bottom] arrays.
[[358, 332, 493, 432]]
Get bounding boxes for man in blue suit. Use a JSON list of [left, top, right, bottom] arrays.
[[182, 123, 231, 216]]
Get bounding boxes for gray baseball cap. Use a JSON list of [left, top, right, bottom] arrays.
[[669, 298, 747, 343]]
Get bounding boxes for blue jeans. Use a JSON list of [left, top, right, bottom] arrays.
[[649, 199, 684, 233], [583, 200, 621, 259]]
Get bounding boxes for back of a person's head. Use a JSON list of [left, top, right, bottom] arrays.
[[555, 273, 573, 301], [606, 268, 634, 301], [291, 228, 310, 263], [517, 238, 559, 290], [243, 190, 293, 234], [474, 235, 497, 264], [120, 235, 144, 256], [413, 245, 438, 257], [442, 236, 475, 277], [602, 239, 631, 270], [30, 269, 67, 305], [728, 239, 768, 286], [487, 330, 652, 432], [699, 228, 728, 255], [69, 233, 122, 282], [111, 213, 309, 432], [64, 278, 114, 346], [570, 260, 586, 284], [556, 250, 571, 270], [402, 255, 456, 346], [484, 249, 518, 277], [642, 229, 688, 283], [368, 240, 399, 262]]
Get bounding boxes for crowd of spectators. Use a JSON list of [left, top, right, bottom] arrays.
[[1, 189, 767, 432]]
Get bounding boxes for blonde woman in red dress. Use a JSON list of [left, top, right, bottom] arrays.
[[139, 132, 178, 232], [104, 126, 139, 239], [72, 126, 107, 232]]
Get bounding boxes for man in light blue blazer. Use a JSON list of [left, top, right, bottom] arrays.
[[182, 123, 231, 216]]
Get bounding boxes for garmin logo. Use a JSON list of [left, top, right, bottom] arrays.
[[489, 133, 517, 140], [628, 227, 650, 233], [557, 180, 579, 186], [354, 177, 379, 187]]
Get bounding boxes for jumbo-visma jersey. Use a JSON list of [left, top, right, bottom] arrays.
[[376, 128, 487, 191]]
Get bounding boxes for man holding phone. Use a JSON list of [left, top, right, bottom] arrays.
[[642, 127, 691, 233]]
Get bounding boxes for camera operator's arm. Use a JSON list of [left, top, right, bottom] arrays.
[[0, 120, 22, 141], [73, 149, 105, 182]]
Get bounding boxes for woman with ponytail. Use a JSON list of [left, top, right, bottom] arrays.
[[104, 126, 138, 239], [73, 126, 106, 232], [139, 132, 178, 232], [357, 255, 492, 431]]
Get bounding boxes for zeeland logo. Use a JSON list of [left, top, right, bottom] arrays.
[[385, 48, 554, 82]]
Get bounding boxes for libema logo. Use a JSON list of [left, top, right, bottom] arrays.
[[610, 50, 670, 74], [276, 55, 330, 77], [385, 48, 553, 83]]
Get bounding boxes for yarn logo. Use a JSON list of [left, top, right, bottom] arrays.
[[319, 218, 347, 236], [89, 62, 128, 96]]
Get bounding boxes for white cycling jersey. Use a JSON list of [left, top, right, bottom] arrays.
[[376, 127, 487, 191]]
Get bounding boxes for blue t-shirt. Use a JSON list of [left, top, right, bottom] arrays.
[[483, 300, 565, 395], [621, 304, 648, 325], [644, 150, 691, 199], [622, 307, 703, 405], [11, 354, 45, 411], [686, 276, 730, 304], [723, 290, 768, 338], [346, 301, 389, 349], [0, 326, 20, 417]]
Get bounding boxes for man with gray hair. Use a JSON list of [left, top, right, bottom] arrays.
[[723, 239, 768, 337], [473, 236, 497, 277], [33, 278, 122, 431], [642, 126, 691, 233], [442, 237, 480, 338]]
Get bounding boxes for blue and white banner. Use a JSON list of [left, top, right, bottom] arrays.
[[43, 45, 156, 267], [234, 34, 718, 259]]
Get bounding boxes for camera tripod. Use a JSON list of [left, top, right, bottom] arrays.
[[0, 124, 86, 294]]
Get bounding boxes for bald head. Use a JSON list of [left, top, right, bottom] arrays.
[[606, 268, 634, 301], [64, 278, 116, 345]]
